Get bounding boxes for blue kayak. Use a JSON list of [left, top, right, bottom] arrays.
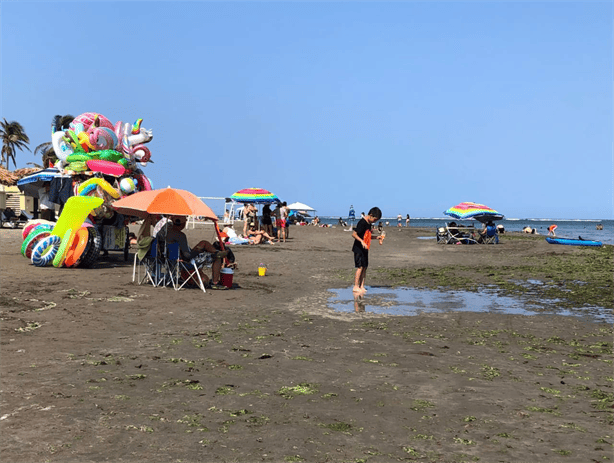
[[546, 237, 602, 247]]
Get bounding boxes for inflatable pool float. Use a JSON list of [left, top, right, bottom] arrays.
[[53, 229, 74, 268], [64, 228, 90, 267], [546, 237, 602, 247], [86, 159, 126, 177], [51, 196, 103, 238], [31, 235, 62, 267], [77, 177, 120, 199]]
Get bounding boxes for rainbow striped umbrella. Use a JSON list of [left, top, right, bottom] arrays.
[[444, 202, 504, 223], [230, 187, 280, 204]]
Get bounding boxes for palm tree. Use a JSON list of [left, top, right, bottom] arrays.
[[33, 142, 54, 168], [0, 119, 31, 169]]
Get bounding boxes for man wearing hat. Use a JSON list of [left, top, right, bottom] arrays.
[[156, 216, 229, 289]]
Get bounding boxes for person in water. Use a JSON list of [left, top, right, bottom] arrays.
[[351, 207, 385, 294]]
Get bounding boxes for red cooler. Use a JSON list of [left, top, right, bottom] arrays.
[[220, 268, 234, 289]]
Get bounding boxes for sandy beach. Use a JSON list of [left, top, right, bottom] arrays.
[[1, 224, 612, 463]]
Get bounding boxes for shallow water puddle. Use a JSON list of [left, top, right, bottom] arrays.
[[328, 286, 613, 323]]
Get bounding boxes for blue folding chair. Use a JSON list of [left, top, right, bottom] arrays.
[[163, 242, 207, 293], [133, 238, 164, 287]]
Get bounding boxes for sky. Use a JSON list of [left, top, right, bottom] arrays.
[[1, 1, 612, 220]]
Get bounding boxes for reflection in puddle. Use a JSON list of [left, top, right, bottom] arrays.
[[328, 286, 613, 323]]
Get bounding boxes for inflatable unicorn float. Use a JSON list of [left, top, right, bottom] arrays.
[[51, 111, 153, 173]]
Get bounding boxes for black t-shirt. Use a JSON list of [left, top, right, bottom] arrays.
[[352, 218, 372, 253]]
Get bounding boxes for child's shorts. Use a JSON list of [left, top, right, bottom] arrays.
[[354, 249, 368, 268]]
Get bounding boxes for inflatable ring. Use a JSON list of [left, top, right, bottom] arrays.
[[76, 178, 120, 199], [21, 228, 51, 256], [31, 235, 62, 267], [64, 228, 89, 268], [77, 227, 101, 268], [135, 173, 152, 191], [53, 229, 74, 268], [22, 230, 51, 259], [22, 220, 53, 240], [78, 183, 98, 196]]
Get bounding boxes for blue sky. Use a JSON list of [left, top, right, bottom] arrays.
[[1, 1, 612, 219]]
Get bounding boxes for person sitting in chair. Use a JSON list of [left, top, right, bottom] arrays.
[[479, 220, 499, 243], [156, 216, 229, 289]]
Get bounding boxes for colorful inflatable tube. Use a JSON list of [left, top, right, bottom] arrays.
[[64, 228, 90, 267], [53, 229, 74, 268], [31, 235, 62, 267], [77, 178, 120, 199]]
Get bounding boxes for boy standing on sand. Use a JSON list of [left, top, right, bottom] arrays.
[[352, 207, 385, 294]]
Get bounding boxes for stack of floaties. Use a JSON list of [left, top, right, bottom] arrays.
[[20, 196, 104, 268]]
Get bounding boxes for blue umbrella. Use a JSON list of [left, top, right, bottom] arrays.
[[17, 168, 71, 198]]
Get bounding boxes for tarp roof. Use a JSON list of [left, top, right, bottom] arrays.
[[287, 201, 315, 211]]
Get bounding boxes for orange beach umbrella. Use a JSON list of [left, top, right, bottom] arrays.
[[111, 187, 217, 220]]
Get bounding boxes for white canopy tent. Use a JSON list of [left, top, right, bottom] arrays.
[[287, 202, 316, 212]]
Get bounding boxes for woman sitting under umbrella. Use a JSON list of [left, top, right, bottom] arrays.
[[156, 216, 229, 290]]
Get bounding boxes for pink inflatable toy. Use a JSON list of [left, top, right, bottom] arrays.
[[70, 113, 114, 137], [89, 127, 118, 151]]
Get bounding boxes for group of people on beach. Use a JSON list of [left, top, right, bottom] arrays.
[[242, 202, 290, 243]]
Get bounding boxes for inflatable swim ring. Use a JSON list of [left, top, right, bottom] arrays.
[[77, 227, 102, 268], [22, 220, 53, 240], [77, 178, 120, 199], [64, 228, 89, 267], [78, 183, 98, 196], [21, 227, 51, 255], [53, 229, 74, 268], [22, 229, 51, 259], [31, 234, 62, 267], [134, 173, 152, 191]]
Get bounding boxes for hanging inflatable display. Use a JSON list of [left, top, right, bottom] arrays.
[[18, 111, 155, 269]]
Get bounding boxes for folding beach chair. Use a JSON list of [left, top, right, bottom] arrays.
[[437, 223, 478, 245], [163, 242, 208, 293], [436, 226, 455, 244], [133, 238, 165, 287], [479, 224, 499, 244]]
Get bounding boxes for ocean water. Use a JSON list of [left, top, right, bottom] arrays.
[[315, 217, 613, 245]]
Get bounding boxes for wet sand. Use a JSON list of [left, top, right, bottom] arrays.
[[1, 224, 612, 462]]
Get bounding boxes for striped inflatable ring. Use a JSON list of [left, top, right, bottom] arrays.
[[21, 229, 51, 257], [31, 235, 62, 267], [78, 183, 98, 196], [77, 227, 101, 268], [77, 178, 120, 199], [53, 229, 74, 268], [22, 220, 53, 240], [64, 228, 89, 267]]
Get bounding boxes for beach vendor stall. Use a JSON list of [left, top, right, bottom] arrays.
[[17, 112, 155, 268]]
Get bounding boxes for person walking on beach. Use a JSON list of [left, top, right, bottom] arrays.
[[405, 214, 410, 227], [352, 207, 385, 294]]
